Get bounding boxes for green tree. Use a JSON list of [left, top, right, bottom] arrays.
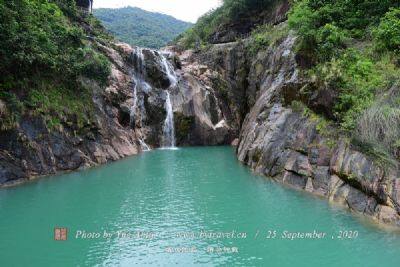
[[374, 8, 400, 52]]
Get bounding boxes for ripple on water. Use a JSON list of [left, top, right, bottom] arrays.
[[0, 147, 399, 266]]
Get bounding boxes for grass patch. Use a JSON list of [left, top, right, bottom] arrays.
[[0, 91, 24, 130], [25, 84, 95, 131], [291, 100, 338, 149], [0, 0, 111, 132], [248, 23, 289, 55]]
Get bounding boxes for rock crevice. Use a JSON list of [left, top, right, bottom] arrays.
[[1, 20, 400, 228], [231, 33, 400, 227]]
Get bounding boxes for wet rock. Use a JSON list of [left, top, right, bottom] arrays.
[[140, 49, 171, 89], [346, 186, 376, 215], [386, 178, 400, 213], [329, 141, 388, 204], [282, 171, 308, 190], [0, 152, 27, 183], [377, 205, 400, 226], [330, 183, 350, 207], [305, 178, 314, 193], [311, 167, 330, 196], [231, 138, 239, 146]]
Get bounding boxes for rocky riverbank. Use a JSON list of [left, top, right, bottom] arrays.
[[1, 0, 399, 229], [2, 30, 400, 227], [170, 29, 400, 227], [0, 38, 236, 186], [234, 34, 400, 227]]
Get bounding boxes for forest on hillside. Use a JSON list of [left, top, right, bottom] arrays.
[[0, 0, 112, 131], [178, 0, 400, 166], [94, 7, 192, 49]]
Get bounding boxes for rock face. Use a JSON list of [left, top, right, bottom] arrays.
[[235, 33, 400, 227], [1, 9, 400, 228], [209, 0, 290, 44], [0, 40, 236, 186], [0, 42, 140, 186], [168, 46, 242, 145]]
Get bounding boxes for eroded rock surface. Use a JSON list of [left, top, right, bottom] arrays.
[[235, 34, 400, 227], [0, 41, 237, 186], [1, 17, 400, 229]]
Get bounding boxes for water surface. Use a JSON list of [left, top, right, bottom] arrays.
[[0, 147, 399, 266]]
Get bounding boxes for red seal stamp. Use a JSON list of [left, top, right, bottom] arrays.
[[54, 227, 68, 241]]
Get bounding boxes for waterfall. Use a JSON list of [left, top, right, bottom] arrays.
[[131, 48, 178, 149], [139, 139, 150, 151], [133, 48, 151, 92], [160, 53, 178, 148], [161, 55, 177, 87], [130, 48, 151, 151], [129, 81, 138, 126], [162, 91, 176, 148]]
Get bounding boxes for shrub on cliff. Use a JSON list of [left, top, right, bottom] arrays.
[[178, 0, 281, 48], [288, 0, 400, 163], [247, 23, 289, 56], [355, 99, 400, 163], [288, 0, 399, 62], [373, 8, 400, 53], [0, 0, 110, 89], [0, 0, 111, 130]]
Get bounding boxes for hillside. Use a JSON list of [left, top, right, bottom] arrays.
[[175, 0, 400, 226], [0, 0, 112, 132], [0, 0, 143, 183], [2, 0, 400, 228], [94, 6, 192, 49], [178, 0, 400, 165], [0, 0, 233, 185]]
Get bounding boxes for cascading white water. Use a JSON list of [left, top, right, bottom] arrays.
[[161, 55, 177, 87], [139, 139, 150, 151], [129, 82, 138, 126], [160, 53, 178, 148], [162, 91, 176, 148], [131, 48, 178, 149], [130, 48, 151, 151]]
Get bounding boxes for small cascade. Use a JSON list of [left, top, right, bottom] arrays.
[[139, 139, 150, 151], [133, 48, 151, 92], [161, 54, 177, 87], [130, 48, 178, 150], [130, 48, 151, 151], [162, 91, 176, 148], [160, 53, 178, 148], [129, 82, 138, 126]]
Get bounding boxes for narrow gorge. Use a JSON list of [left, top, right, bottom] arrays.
[[2, 0, 400, 265], [1, 0, 400, 229]]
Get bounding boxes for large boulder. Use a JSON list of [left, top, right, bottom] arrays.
[[235, 32, 400, 227]]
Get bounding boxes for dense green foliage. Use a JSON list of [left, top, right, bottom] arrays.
[[288, 0, 400, 161], [0, 0, 110, 88], [181, 0, 400, 162], [94, 7, 192, 49], [0, 0, 111, 130], [373, 8, 400, 52], [178, 0, 279, 48], [309, 49, 399, 129], [248, 23, 289, 55], [288, 0, 400, 62]]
